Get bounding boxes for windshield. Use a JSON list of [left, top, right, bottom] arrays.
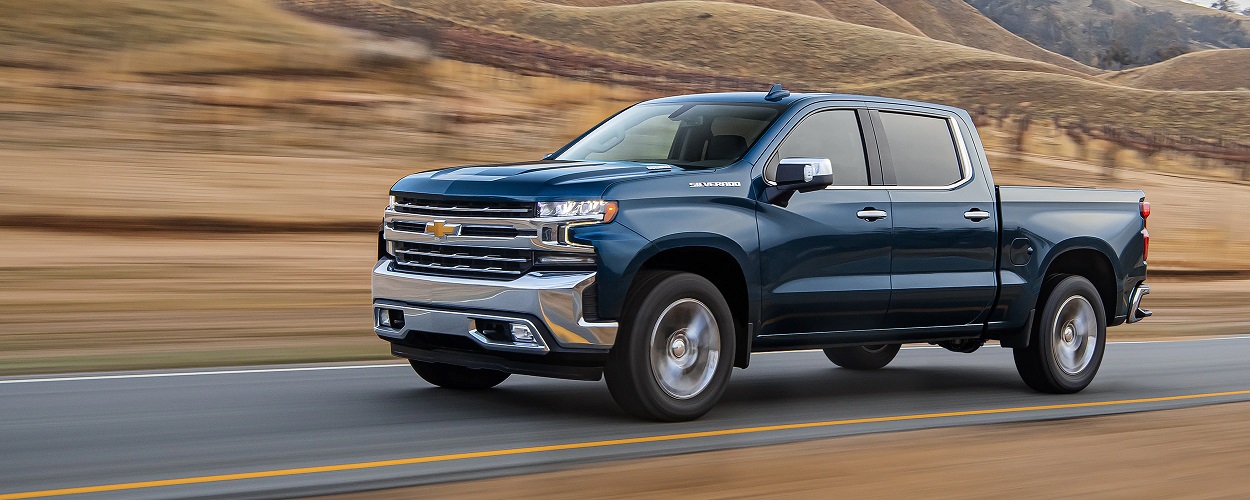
[[555, 103, 784, 168]]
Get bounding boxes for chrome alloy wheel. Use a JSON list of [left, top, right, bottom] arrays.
[[648, 298, 721, 400], [1051, 295, 1098, 375]]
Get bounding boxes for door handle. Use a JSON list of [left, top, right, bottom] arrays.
[[964, 209, 992, 222], [856, 209, 888, 221]]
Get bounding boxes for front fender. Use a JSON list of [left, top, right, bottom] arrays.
[[573, 196, 761, 325]]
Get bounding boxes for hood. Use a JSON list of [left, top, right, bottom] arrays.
[[390, 160, 678, 200]]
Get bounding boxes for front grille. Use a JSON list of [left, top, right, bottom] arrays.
[[389, 220, 536, 239], [394, 196, 535, 218], [393, 242, 533, 279]]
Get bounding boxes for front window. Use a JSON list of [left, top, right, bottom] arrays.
[[556, 103, 784, 168]]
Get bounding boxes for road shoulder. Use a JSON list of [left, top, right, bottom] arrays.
[[320, 401, 1250, 499]]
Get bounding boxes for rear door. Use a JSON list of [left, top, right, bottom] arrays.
[[757, 106, 894, 335], [871, 108, 998, 328]]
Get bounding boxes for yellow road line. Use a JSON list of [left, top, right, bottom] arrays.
[[5, 389, 1250, 499]]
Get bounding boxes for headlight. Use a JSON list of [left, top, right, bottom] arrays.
[[537, 200, 619, 222], [387, 195, 396, 210]]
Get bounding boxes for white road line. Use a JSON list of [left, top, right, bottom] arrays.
[[3, 335, 1248, 385], [1105, 335, 1250, 345], [756, 334, 1250, 354], [0, 364, 408, 385]]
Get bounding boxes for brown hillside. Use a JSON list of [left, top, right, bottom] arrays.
[[1106, 48, 1250, 91], [539, 0, 1095, 73], [1133, 0, 1250, 30], [371, 0, 1090, 86], [539, 0, 928, 36], [876, 0, 1099, 74], [304, 0, 1250, 144]]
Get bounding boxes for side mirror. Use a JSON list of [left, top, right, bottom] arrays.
[[766, 157, 834, 206]]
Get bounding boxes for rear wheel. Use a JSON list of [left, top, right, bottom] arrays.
[[410, 360, 510, 390], [823, 344, 901, 370], [605, 271, 735, 421], [1013, 275, 1106, 393]]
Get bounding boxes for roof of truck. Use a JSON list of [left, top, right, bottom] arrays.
[[643, 91, 968, 115]]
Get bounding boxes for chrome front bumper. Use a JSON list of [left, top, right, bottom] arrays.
[[371, 259, 618, 351]]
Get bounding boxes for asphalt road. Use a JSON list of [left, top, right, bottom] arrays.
[[4, 336, 1250, 499]]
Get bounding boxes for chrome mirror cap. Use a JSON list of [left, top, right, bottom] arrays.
[[767, 158, 835, 207]]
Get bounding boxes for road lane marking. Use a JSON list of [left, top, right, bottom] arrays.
[[0, 364, 408, 385], [1101, 334, 1250, 345], [3, 335, 1249, 385], [4, 388, 1250, 499]]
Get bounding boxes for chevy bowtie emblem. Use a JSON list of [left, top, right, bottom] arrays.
[[425, 220, 461, 238]]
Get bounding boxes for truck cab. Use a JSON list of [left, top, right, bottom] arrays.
[[373, 88, 1150, 421]]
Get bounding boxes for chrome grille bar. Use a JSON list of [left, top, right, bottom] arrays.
[[395, 261, 523, 276], [395, 249, 529, 263], [393, 196, 536, 218], [396, 204, 531, 214]]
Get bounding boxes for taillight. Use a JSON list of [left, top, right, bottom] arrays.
[[1139, 200, 1150, 261]]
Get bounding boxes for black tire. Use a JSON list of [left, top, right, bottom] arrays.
[[1013, 274, 1107, 393], [823, 344, 901, 370], [605, 271, 736, 421], [410, 360, 510, 390]]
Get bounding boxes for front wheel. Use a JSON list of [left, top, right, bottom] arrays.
[[1013, 275, 1106, 393], [410, 360, 510, 390], [605, 272, 736, 421], [823, 344, 901, 370]]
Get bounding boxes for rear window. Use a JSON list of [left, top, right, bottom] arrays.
[[878, 112, 963, 187]]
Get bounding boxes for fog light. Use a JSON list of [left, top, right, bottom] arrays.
[[378, 308, 405, 330], [511, 324, 536, 343]]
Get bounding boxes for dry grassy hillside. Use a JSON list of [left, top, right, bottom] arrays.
[[966, 0, 1250, 69], [1, 0, 1247, 374], [508, 0, 1096, 73], [369, 0, 1088, 81], [540, 0, 929, 36], [1106, 48, 1250, 91], [0, 0, 351, 70], [0, 0, 646, 373], [1133, 0, 1250, 26], [342, 0, 1250, 144], [875, 0, 1098, 74]]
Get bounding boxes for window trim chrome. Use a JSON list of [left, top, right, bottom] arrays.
[[762, 110, 976, 192], [866, 112, 975, 191]]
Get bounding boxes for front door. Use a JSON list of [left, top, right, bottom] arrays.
[[757, 108, 894, 335]]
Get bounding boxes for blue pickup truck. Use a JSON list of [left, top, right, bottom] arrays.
[[373, 87, 1151, 421]]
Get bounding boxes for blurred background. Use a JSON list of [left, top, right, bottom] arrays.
[[2, 0, 1249, 375]]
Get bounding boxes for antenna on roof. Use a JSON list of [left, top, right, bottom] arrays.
[[764, 83, 790, 101]]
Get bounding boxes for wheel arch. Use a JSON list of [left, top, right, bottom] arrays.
[[1040, 244, 1119, 326], [624, 237, 755, 368]]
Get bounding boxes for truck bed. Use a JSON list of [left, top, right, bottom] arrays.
[[994, 185, 1148, 328]]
